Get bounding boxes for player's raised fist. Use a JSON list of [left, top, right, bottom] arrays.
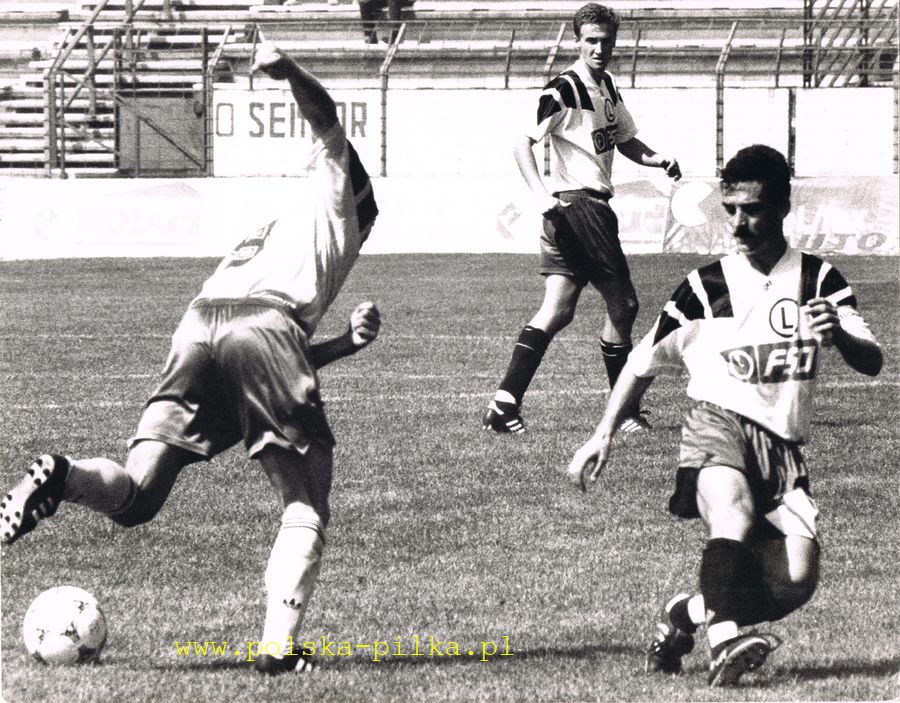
[[250, 42, 292, 80], [350, 302, 381, 348], [662, 157, 682, 181]]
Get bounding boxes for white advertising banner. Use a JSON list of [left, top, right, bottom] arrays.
[[1, 175, 896, 260], [212, 88, 382, 177]]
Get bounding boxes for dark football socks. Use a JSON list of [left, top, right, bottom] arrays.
[[700, 538, 765, 650], [496, 326, 551, 405], [600, 338, 633, 391]]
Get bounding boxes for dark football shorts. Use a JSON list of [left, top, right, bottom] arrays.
[[668, 401, 812, 539], [131, 299, 336, 459], [539, 188, 631, 287]]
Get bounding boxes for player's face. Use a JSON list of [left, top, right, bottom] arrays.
[[577, 23, 616, 74], [721, 180, 789, 261]]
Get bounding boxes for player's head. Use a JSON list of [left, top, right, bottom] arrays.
[[720, 144, 791, 207], [719, 145, 792, 259], [574, 3, 619, 73], [574, 3, 620, 38]]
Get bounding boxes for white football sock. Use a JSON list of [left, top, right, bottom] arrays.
[[687, 594, 706, 628], [708, 620, 740, 650], [261, 502, 325, 658], [65, 458, 137, 515], [493, 390, 517, 406]]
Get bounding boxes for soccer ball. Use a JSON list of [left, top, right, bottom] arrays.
[[22, 586, 108, 665]]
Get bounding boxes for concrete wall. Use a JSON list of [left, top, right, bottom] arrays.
[[1, 85, 896, 260], [212, 85, 897, 178]]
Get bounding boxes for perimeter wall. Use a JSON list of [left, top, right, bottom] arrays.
[[1, 86, 897, 259]]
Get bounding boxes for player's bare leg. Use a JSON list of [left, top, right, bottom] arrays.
[[755, 535, 819, 620], [104, 440, 199, 526], [1, 440, 195, 543], [484, 274, 582, 433], [254, 442, 332, 674]]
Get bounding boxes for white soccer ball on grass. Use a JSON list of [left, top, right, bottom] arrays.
[[22, 586, 108, 665]]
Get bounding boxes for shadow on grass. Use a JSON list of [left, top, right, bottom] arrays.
[[785, 658, 899, 681]]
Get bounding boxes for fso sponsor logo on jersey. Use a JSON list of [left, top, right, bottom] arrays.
[[591, 125, 617, 154], [722, 340, 818, 384]]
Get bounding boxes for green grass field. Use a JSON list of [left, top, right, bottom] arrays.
[[1, 253, 897, 702]]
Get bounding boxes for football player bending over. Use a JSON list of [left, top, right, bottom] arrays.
[[1, 44, 381, 675], [567, 144, 882, 687]]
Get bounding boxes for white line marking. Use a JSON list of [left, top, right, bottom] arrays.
[[5, 379, 896, 410]]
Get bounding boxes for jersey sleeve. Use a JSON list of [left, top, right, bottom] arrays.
[[607, 73, 637, 142], [524, 76, 571, 142], [615, 99, 637, 143], [837, 305, 878, 343], [628, 277, 698, 377], [802, 254, 879, 344]]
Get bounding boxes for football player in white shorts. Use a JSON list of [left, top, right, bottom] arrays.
[[566, 145, 882, 686], [1, 45, 381, 675]]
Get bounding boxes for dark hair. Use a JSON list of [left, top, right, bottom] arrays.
[[573, 3, 620, 39], [720, 144, 792, 205]]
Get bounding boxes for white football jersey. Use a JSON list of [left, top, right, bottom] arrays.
[[526, 60, 637, 196], [629, 247, 878, 441], [195, 123, 378, 336]]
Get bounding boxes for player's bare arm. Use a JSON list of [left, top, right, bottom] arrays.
[[804, 297, 883, 376], [616, 137, 682, 181], [310, 302, 381, 369], [251, 42, 339, 136], [567, 368, 655, 491], [513, 134, 566, 215]]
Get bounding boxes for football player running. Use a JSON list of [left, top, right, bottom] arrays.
[[567, 145, 882, 686], [482, 2, 681, 435], [1, 44, 380, 675]]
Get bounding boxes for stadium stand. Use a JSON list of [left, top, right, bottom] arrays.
[[0, 0, 896, 175]]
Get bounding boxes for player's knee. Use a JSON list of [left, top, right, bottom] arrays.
[[704, 505, 755, 541], [537, 303, 576, 333], [766, 575, 817, 619], [608, 295, 639, 327], [108, 492, 163, 527]]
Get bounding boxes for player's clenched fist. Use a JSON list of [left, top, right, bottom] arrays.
[[802, 297, 839, 348], [350, 302, 381, 348], [250, 42, 291, 80]]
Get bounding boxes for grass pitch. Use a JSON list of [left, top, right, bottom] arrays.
[[1, 253, 897, 702]]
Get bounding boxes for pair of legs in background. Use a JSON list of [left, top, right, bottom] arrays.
[[647, 402, 820, 686], [484, 191, 645, 434], [1, 302, 334, 675], [358, 0, 415, 44]]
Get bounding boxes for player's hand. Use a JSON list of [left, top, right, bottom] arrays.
[[566, 435, 611, 492], [350, 301, 381, 348], [661, 157, 682, 181], [803, 297, 839, 348], [538, 194, 569, 217], [250, 42, 292, 80]]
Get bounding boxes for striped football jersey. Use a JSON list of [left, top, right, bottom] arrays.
[[629, 247, 877, 441], [195, 123, 378, 336], [526, 60, 637, 196]]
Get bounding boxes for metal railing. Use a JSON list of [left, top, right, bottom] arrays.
[[24, 2, 898, 176]]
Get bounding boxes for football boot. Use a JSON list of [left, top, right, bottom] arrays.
[[1, 454, 70, 545]]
